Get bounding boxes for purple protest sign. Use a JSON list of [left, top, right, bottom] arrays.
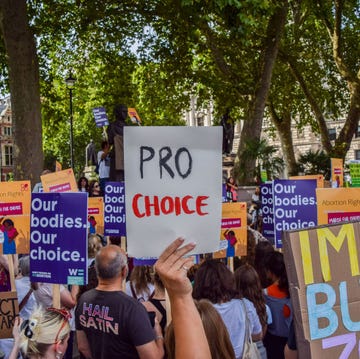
[[222, 183, 227, 203], [30, 193, 88, 285], [273, 179, 317, 248], [104, 182, 126, 236], [92, 107, 109, 127], [260, 182, 274, 244]]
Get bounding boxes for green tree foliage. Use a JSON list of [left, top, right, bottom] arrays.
[[297, 149, 331, 179]]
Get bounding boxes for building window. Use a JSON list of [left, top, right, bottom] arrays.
[[355, 126, 360, 138], [3, 127, 11, 136], [328, 128, 336, 141], [196, 113, 204, 127], [355, 150, 360, 161], [4, 145, 13, 166]]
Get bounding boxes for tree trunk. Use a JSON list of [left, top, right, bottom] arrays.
[[234, 1, 288, 184], [0, 0, 43, 182], [333, 82, 360, 158], [268, 104, 298, 176]]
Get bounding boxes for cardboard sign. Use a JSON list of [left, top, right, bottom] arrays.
[[88, 197, 104, 235], [0, 291, 19, 339], [316, 188, 360, 225], [92, 107, 109, 127], [0, 181, 31, 254], [41, 169, 77, 193], [273, 179, 317, 248], [290, 174, 324, 188], [213, 202, 247, 258], [124, 126, 222, 257], [104, 182, 126, 236], [30, 193, 88, 285], [331, 158, 343, 188], [283, 222, 360, 358], [260, 182, 274, 243]]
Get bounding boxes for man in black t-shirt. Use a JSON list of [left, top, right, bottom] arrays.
[[75, 245, 164, 359]]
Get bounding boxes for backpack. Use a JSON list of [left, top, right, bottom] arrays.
[[95, 158, 102, 174]]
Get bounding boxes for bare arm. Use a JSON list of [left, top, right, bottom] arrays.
[[60, 287, 76, 309], [8, 317, 22, 359], [77, 330, 93, 359], [284, 344, 298, 359], [155, 238, 211, 359]]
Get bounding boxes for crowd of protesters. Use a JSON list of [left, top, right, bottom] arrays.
[[0, 105, 297, 358], [0, 231, 296, 359]]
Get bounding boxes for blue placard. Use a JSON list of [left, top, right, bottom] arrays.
[[30, 192, 88, 285], [92, 107, 109, 127], [273, 179, 317, 248], [104, 182, 126, 236], [260, 182, 275, 244]]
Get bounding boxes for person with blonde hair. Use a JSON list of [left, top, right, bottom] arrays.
[[87, 234, 102, 267], [9, 307, 71, 359]]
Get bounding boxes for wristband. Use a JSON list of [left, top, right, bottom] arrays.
[[156, 335, 164, 340]]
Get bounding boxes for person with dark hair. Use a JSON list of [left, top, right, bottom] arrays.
[[77, 177, 89, 193], [107, 104, 127, 182], [193, 260, 262, 359], [235, 264, 272, 359], [97, 140, 111, 192], [263, 251, 292, 359], [75, 245, 164, 359], [126, 265, 155, 302], [142, 272, 167, 334], [88, 180, 102, 197], [0, 217, 18, 254], [226, 177, 238, 202], [165, 299, 235, 359], [254, 241, 275, 288], [109, 236, 121, 246]]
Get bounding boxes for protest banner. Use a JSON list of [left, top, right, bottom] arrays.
[[0, 291, 19, 339], [283, 221, 360, 358], [290, 174, 324, 188], [41, 169, 77, 193], [316, 188, 360, 225], [260, 182, 274, 244], [0, 181, 31, 254], [349, 162, 360, 187], [331, 158, 343, 187], [92, 107, 109, 127], [88, 197, 104, 235], [104, 182, 126, 236], [124, 126, 222, 257], [30, 193, 88, 285], [273, 179, 317, 248], [128, 107, 141, 125], [213, 202, 247, 258]]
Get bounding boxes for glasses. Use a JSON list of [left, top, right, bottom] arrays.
[[93, 184, 100, 188], [47, 307, 71, 343]]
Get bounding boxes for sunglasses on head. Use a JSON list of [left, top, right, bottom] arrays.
[[47, 307, 72, 343]]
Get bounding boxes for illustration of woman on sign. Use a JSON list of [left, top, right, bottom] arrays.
[[0, 217, 19, 254], [224, 228, 237, 257], [88, 215, 97, 234]]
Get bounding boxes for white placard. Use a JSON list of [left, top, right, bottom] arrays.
[[124, 126, 222, 257]]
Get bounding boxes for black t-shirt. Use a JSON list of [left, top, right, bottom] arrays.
[[75, 289, 156, 358]]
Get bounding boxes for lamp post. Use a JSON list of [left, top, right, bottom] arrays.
[[65, 72, 76, 169]]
